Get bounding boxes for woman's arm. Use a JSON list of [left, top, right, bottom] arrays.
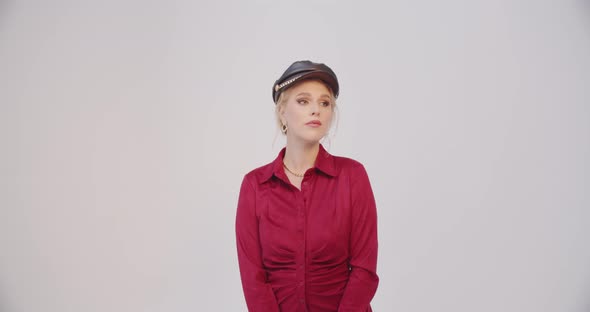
[[235, 175, 280, 312], [338, 164, 379, 312]]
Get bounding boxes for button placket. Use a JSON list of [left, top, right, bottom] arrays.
[[299, 174, 313, 309]]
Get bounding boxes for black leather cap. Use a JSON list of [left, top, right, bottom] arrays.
[[272, 60, 339, 104]]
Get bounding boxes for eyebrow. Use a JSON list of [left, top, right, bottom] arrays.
[[295, 92, 333, 99]]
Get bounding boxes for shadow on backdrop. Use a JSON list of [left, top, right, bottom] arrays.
[[0, 284, 10, 312], [0, 0, 15, 29], [582, 0, 590, 19]]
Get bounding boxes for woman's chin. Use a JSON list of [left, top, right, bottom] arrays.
[[290, 133, 325, 144]]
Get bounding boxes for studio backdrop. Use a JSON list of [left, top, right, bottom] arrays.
[[1, 0, 589, 311]]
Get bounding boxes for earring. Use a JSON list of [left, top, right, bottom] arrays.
[[281, 124, 288, 134]]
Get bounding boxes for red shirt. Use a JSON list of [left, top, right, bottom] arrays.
[[236, 144, 379, 312]]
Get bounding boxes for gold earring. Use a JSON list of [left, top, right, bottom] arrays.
[[281, 124, 288, 134]]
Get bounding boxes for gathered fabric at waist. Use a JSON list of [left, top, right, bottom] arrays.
[[266, 261, 350, 311]]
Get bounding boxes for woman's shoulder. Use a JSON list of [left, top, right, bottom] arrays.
[[242, 159, 276, 185], [326, 151, 370, 177], [332, 154, 364, 168]]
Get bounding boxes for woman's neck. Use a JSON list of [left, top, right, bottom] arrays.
[[283, 141, 320, 174]]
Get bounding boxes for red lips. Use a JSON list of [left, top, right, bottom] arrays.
[[306, 120, 322, 126]]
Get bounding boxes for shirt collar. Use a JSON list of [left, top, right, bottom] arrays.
[[259, 144, 338, 184]]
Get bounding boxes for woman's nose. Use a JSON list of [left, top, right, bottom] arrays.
[[311, 102, 320, 115]]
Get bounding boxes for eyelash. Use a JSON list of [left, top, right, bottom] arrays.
[[297, 99, 332, 107]]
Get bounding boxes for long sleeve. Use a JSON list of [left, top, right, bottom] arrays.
[[235, 175, 280, 312], [338, 164, 379, 312]]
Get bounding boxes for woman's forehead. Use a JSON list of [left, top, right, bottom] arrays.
[[287, 79, 333, 96]]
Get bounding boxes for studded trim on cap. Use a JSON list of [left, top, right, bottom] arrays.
[[275, 74, 304, 93]]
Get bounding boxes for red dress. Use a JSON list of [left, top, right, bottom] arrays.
[[236, 144, 379, 312]]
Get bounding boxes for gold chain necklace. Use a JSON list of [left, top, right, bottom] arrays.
[[283, 162, 305, 177]]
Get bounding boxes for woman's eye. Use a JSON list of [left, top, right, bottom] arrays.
[[321, 101, 331, 107], [297, 99, 308, 104]]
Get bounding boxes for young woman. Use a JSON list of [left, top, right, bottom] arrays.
[[236, 60, 379, 312]]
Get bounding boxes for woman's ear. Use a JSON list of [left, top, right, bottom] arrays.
[[277, 104, 286, 124]]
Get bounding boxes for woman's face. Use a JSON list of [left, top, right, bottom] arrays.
[[278, 79, 335, 144]]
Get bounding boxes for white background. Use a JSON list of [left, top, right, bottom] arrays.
[[1, 0, 589, 311]]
